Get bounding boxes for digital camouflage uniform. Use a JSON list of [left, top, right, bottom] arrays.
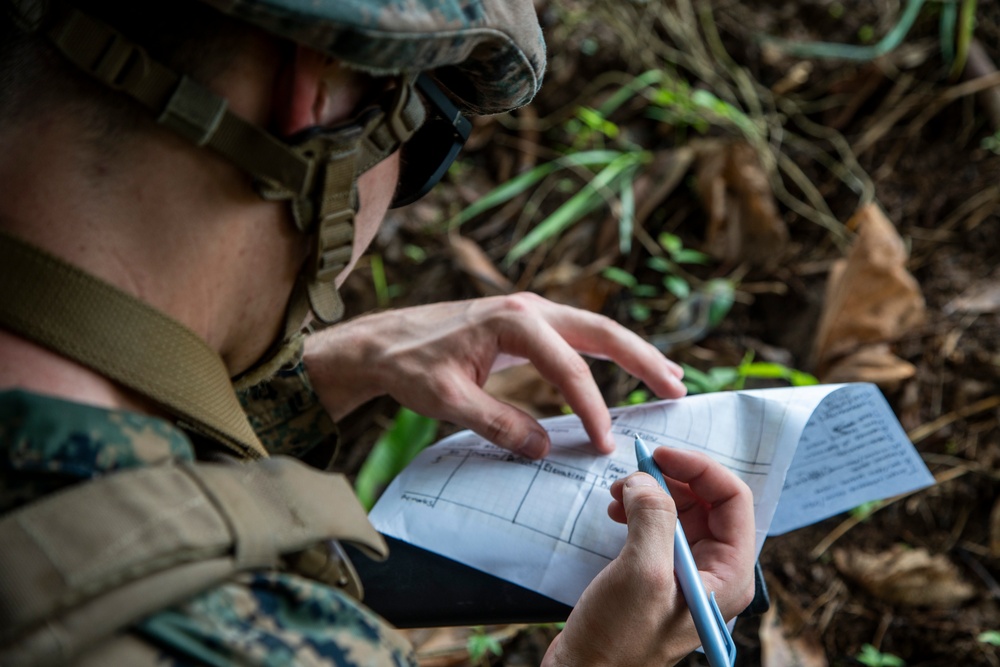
[[0, 352, 414, 666], [0, 0, 545, 664]]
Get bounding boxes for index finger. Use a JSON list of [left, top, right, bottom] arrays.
[[538, 298, 687, 398]]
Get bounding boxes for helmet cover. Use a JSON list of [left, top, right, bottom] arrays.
[[198, 0, 546, 114]]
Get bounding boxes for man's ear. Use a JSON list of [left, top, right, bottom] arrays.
[[272, 46, 329, 137]]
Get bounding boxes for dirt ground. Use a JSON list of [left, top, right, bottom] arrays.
[[336, 1, 1000, 665]]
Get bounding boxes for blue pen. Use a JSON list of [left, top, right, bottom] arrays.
[[634, 434, 736, 667]]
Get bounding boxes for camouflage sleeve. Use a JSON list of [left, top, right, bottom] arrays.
[[235, 333, 340, 464], [137, 572, 417, 667]]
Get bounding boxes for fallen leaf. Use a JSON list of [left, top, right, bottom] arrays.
[[694, 140, 789, 266], [833, 545, 977, 608], [532, 261, 613, 313], [814, 204, 925, 385], [818, 343, 918, 386], [450, 234, 514, 297], [760, 606, 829, 667], [484, 363, 565, 418]]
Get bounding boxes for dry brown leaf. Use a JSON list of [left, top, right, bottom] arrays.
[[814, 204, 925, 385], [694, 140, 789, 266], [484, 363, 565, 418], [759, 606, 829, 667], [833, 545, 977, 608], [532, 261, 613, 313], [450, 234, 514, 297], [819, 343, 918, 386]]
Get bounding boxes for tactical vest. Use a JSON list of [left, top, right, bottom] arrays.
[[0, 231, 391, 666]]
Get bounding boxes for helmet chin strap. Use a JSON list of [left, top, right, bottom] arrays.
[[45, 4, 426, 332], [258, 81, 424, 328]]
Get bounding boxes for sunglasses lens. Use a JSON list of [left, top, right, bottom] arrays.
[[391, 75, 471, 208]]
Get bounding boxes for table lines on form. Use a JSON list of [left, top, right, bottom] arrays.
[[396, 440, 630, 561]]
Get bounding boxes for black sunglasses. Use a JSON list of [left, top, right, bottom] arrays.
[[391, 74, 472, 208]]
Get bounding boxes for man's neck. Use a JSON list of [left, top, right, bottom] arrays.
[[0, 328, 162, 414], [0, 109, 302, 378]]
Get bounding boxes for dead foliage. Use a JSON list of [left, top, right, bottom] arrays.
[[813, 204, 926, 387], [833, 546, 977, 609]]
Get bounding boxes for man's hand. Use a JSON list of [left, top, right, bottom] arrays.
[[303, 293, 686, 458], [542, 447, 756, 667]]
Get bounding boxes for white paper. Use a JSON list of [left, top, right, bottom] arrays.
[[369, 383, 933, 606]]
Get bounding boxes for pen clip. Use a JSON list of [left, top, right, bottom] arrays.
[[708, 591, 737, 666]]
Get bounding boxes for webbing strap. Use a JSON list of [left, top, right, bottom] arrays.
[[0, 231, 268, 459], [0, 457, 388, 652]]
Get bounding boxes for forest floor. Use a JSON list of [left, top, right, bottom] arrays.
[[335, 1, 1000, 665]]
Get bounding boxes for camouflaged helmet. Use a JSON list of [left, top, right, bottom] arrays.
[[198, 0, 546, 115], [40, 0, 546, 327]]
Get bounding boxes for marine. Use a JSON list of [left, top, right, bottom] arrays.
[[0, 0, 758, 664]]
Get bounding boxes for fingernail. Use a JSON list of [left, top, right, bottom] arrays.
[[603, 431, 617, 453], [626, 473, 658, 488], [518, 431, 548, 459]]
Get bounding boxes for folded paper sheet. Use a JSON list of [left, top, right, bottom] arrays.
[[369, 383, 933, 606]]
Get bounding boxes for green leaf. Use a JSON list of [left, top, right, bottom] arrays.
[[681, 364, 715, 394], [704, 279, 736, 327], [620, 389, 651, 406], [601, 266, 637, 288], [850, 500, 881, 521], [978, 631, 1000, 646], [857, 643, 905, 667], [632, 284, 659, 298], [403, 244, 427, 263], [370, 254, 390, 309], [708, 366, 741, 389], [467, 629, 503, 662], [790, 369, 819, 386], [740, 361, 794, 379], [596, 69, 667, 117], [355, 408, 438, 510], [646, 256, 675, 274], [681, 364, 739, 394], [658, 232, 683, 255], [629, 303, 651, 322], [672, 248, 712, 265], [663, 274, 690, 299]]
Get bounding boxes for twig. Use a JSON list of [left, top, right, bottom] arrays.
[[907, 394, 1000, 444], [810, 465, 971, 559], [964, 39, 1000, 130]]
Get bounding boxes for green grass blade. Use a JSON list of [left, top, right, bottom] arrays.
[[506, 152, 649, 263], [618, 177, 635, 255], [355, 408, 438, 510], [448, 150, 629, 229]]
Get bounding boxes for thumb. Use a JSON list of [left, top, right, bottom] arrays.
[[621, 473, 678, 559]]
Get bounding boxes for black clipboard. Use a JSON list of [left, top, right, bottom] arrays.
[[347, 536, 769, 628]]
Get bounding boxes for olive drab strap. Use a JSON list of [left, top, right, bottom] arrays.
[[0, 231, 268, 459], [0, 456, 389, 667], [45, 4, 426, 326]]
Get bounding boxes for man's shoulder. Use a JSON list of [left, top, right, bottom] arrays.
[[0, 389, 193, 513]]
